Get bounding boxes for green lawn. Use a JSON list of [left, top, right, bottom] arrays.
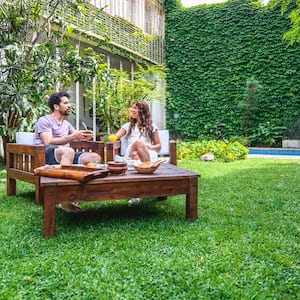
[[0, 158, 299, 299]]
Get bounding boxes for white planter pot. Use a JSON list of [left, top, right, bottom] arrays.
[[282, 139, 300, 148]]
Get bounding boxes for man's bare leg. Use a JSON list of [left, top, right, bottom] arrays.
[[55, 147, 75, 165], [55, 147, 84, 212], [80, 153, 101, 165]]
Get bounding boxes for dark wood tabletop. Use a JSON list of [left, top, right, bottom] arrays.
[[40, 163, 199, 186]]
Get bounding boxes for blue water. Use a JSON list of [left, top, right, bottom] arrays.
[[249, 148, 300, 156]]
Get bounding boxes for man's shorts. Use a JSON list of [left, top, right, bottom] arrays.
[[45, 145, 84, 165]]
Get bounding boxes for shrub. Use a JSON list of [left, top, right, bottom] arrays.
[[228, 135, 251, 147], [177, 140, 249, 162], [249, 122, 287, 146]]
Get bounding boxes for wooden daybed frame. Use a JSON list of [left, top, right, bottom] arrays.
[[6, 140, 105, 205]]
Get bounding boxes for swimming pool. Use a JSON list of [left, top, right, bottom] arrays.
[[249, 148, 300, 156]]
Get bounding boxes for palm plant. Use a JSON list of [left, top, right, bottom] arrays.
[[0, 0, 104, 157]]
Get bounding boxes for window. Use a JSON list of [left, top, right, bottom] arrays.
[[144, 0, 164, 35]]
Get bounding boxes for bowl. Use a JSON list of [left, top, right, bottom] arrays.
[[107, 161, 128, 176], [133, 161, 161, 174]]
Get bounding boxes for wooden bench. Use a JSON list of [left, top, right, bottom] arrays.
[[6, 132, 105, 205], [106, 129, 177, 165]]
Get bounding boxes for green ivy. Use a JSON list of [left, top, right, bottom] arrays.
[[165, 0, 300, 143]]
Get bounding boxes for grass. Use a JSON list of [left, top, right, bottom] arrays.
[[0, 158, 299, 299]]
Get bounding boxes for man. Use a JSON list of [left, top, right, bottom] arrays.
[[34, 91, 101, 212]]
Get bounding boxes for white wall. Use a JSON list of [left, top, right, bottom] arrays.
[[0, 137, 3, 160], [151, 99, 165, 130]]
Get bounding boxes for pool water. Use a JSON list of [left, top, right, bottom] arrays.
[[249, 148, 300, 156]]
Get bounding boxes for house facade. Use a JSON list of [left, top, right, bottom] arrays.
[[64, 0, 166, 134]]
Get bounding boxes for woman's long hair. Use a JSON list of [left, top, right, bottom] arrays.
[[127, 101, 153, 141]]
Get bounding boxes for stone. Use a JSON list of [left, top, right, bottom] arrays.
[[201, 152, 215, 161]]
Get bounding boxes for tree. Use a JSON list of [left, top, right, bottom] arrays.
[[85, 64, 166, 134], [238, 79, 261, 138], [0, 0, 105, 157], [270, 0, 300, 45]]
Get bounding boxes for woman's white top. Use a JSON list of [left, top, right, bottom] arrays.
[[121, 122, 159, 160]]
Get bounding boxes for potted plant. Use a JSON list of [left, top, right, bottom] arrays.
[[249, 122, 287, 147], [282, 119, 300, 148]]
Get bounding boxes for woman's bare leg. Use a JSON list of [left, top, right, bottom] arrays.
[[129, 140, 150, 161]]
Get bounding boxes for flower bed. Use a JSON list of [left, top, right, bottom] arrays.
[[177, 140, 249, 162]]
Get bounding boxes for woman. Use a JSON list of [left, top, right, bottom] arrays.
[[115, 101, 161, 162], [115, 101, 161, 205]]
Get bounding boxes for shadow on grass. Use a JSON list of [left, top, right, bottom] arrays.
[[3, 159, 299, 238], [23, 197, 188, 238], [57, 198, 184, 227], [17, 191, 35, 202]]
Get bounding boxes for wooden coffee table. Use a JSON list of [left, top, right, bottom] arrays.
[[40, 164, 199, 237]]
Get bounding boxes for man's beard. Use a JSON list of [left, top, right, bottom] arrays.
[[63, 110, 71, 116]]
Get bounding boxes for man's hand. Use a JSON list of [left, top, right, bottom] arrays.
[[40, 130, 93, 145], [74, 130, 93, 141]]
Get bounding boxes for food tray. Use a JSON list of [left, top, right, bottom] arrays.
[[34, 165, 109, 182]]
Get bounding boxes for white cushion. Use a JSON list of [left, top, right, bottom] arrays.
[[16, 132, 35, 145], [120, 136, 128, 156], [157, 130, 170, 155]]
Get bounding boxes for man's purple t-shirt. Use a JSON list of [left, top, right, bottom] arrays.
[[34, 114, 75, 145]]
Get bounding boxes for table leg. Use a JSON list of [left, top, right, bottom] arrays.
[[7, 177, 16, 196], [186, 177, 198, 220], [43, 189, 56, 237]]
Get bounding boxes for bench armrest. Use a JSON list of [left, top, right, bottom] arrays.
[[106, 141, 122, 162], [169, 140, 177, 165], [6, 143, 46, 172]]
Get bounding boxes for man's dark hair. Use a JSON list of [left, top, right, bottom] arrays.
[[48, 91, 70, 111]]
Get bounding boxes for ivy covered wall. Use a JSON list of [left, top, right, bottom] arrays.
[[165, 0, 300, 141]]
